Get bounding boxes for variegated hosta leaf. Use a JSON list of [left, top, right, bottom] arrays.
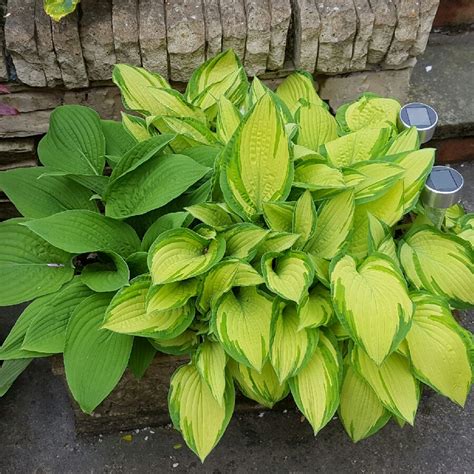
[[293, 144, 326, 162], [220, 93, 293, 220], [195, 340, 228, 405], [262, 251, 314, 304], [270, 302, 319, 383], [304, 189, 354, 260], [216, 96, 241, 143], [169, 363, 235, 462], [229, 360, 289, 408], [388, 148, 435, 212], [186, 203, 238, 230], [298, 285, 334, 330], [112, 64, 170, 113], [223, 223, 268, 259], [385, 127, 419, 155], [293, 160, 346, 191], [351, 346, 419, 425], [324, 127, 391, 168], [406, 293, 472, 406], [289, 331, 342, 434], [148, 228, 225, 285], [233, 261, 265, 287], [262, 202, 294, 233], [295, 100, 338, 151], [253, 232, 300, 261], [212, 287, 274, 372], [399, 227, 474, 307], [148, 330, 199, 356], [351, 161, 404, 204], [146, 279, 199, 314], [275, 71, 324, 113], [292, 190, 317, 248], [331, 254, 413, 365], [339, 364, 390, 442], [121, 112, 152, 142], [367, 214, 399, 264], [309, 255, 331, 288], [343, 95, 400, 132]]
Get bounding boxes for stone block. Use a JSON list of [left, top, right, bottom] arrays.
[[138, 0, 168, 77], [4, 0, 46, 87], [317, 67, 412, 111], [112, 0, 141, 66], [0, 0, 9, 81], [51, 11, 89, 89], [384, 0, 420, 67], [412, 0, 440, 56], [166, 0, 206, 82], [316, 0, 358, 74], [80, 0, 117, 81], [63, 87, 123, 121], [367, 0, 397, 64], [267, 0, 291, 71], [34, 0, 62, 87], [244, 0, 271, 76], [219, 0, 247, 60], [350, 0, 375, 71], [203, 0, 222, 59], [291, 0, 320, 73], [0, 138, 36, 166], [0, 110, 52, 138], [0, 90, 63, 113]]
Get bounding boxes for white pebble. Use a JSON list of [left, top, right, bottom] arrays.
[[425, 65, 433, 72], [173, 463, 179, 468]]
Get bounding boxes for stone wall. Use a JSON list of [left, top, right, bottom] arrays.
[[0, 0, 441, 218]]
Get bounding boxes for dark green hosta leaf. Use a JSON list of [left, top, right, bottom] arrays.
[[38, 169, 110, 196], [81, 251, 130, 292], [141, 212, 189, 251], [128, 338, 156, 379], [0, 221, 74, 306], [101, 119, 137, 156], [0, 358, 32, 397], [38, 105, 105, 176], [0, 167, 98, 218], [64, 293, 134, 414], [183, 145, 222, 169], [126, 252, 149, 278], [104, 154, 210, 219], [24, 210, 140, 258]]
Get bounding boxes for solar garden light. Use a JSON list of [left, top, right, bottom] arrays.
[[399, 102, 438, 144], [421, 166, 464, 229]]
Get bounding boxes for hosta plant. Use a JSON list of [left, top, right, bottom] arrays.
[[0, 50, 473, 461]]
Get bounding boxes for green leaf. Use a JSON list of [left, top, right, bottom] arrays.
[[0, 358, 32, 397], [271, 302, 319, 382], [64, 293, 133, 413], [169, 363, 235, 462], [128, 337, 156, 379], [22, 280, 93, 354], [148, 330, 199, 356], [406, 293, 472, 406], [148, 228, 225, 285], [81, 251, 130, 292], [275, 71, 324, 113], [229, 360, 289, 408], [126, 251, 149, 278], [212, 287, 274, 372], [262, 251, 314, 304], [0, 221, 74, 306], [24, 210, 140, 258], [399, 226, 474, 307], [289, 331, 342, 434], [331, 253, 413, 365], [141, 212, 189, 251], [101, 119, 137, 156], [104, 154, 210, 219], [0, 167, 98, 218], [220, 93, 293, 220], [38, 105, 105, 176], [37, 170, 110, 196]]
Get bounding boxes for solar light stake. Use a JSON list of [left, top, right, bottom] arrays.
[[421, 166, 464, 229], [399, 102, 438, 144]]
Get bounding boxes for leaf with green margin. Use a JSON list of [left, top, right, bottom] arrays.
[[148, 330, 199, 356], [298, 285, 334, 330], [185, 203, 238, 230], [0, 358, 32, 397], [289, 331, 342, 434], [128, 338, 156, 379], [216, 96, 241, 143], [122, 113, 152, 141], [331, 253, 413, 365], [308, 255, 331, 288], [0, 221, 74, 306], [344, 96, 400, 132], [146, 279, 199, 313], [351, 346, 419, 425], [304, 189, 354, 260], [148, 228, 225, 285], [223, 223, 269, 259], [262, 202, 294, 233], [262, 251, 314, 304], [44, 0, 80, 21], [0, 167, 98, 218], [101, 119, 137, 156], [270, 301, 319, 383], [399, 226, 474, 308], [22, 280, 94, 354], [406, 292, 472, 406], [293, 160, 346, 191], [220, 93, 293, 220], [141, 212, 189, 251], [275, 71, 324, 113], [81, 251, 130, 292], [367, 214, 399, 264], [104, 153, 210, 219], [38, 105, 105, 175], [24, 210, 140, 258], [195, 340, 227, 404], [384, 126, 419, 155], [339, 363, 391, 442], [211, 287, 274, 372], [64, 293, 133, 414], [253, 232, 300, 261], [169, 363, 235, 462], [292, 190, 317, 248], [229, 359, 289, 408]]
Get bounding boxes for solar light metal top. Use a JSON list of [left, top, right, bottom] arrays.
[[399, 102, 438, 144]]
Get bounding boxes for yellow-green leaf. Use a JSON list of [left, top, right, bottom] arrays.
[[385, 127, 419, 155], [292, 190, 317, 249], [185, 203, 238, 230], [298, 285, 334, 330], [44, 0, 80, 21], [276, 71, 323, 113], [146, 279, 199, 314], [223, 223, 268, 259], [253, 232, 300, 261], [216, 96, 242, 143], [121, 113, 152, 142], [344, 96, 400, 132], [148, 330, 199, 356], [262, 202, 294, 233], [293, 160, 347, 191]]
